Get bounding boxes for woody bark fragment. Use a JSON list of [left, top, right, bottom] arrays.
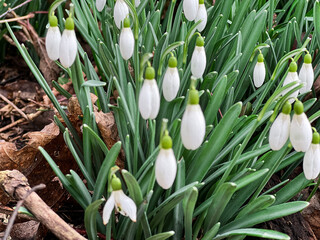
[[0, 170, 87, 240]]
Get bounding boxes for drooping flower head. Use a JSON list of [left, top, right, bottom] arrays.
[[120, 17, 134, 60], [181, 79, 206, 150], [59, 17, 77, 68], [282, 61, 300, 103], [253, 53, 266, 88], [299, 53, 314, 94], [195, 0, 207, 32], [155, 129, 177, 189], [269, 101, 291, 151], [96, 0, 106, 12], [114, 0, 129, 29], [103, 175, 137, 225], [191, 35, 206, 79], [183, 0, 199, 21], [290, 100, 312, 152], [163, 55, 180, 101], [46, 15, 61, 61], [303, 131, 320, 180], [138, 66, 160, 119]]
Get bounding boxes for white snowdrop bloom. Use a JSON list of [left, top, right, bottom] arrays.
[[269, 101, 291, 151], [114, 0, 129, 29], [195, 0, 207, 32], [290, 100, 312, 152], [103, 176, 137, 225], [119, 18, 134, 60], [183, 0, 199, 21], [303, 132, 320, 180], [139, 66, 160, 119], [135, 0, 140, 7], [163, 56, 180, 101], [282, 61, 300, 104], [299, 53, 314, 94], [96, 0, 106, 11], [181, 87, 206, 150], [191, 36, 206, 79], [59, 17, 77, 68], [155, 133, 177, 189], [45, 15, 61, 61], [253, 53, 266, 88]]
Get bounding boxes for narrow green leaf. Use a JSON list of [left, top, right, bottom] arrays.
[[213, 228, 289, 240], [146, 231, 175, 240], [84, 199, 104, 240], [122, 169, 144, 205]]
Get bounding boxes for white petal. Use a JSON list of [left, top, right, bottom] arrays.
[[114, 190, 137, 222], [183, 0, 199, 21], [59, 30, 77, 68], [120, 28, 134, 60], [155, 149, 177, 189], [268, 113, 290, 151], [114, 0, 129, 29], [181, 104, 206, 150], [195, 4, 207, 32], [191, 46, 206, 78], [138, 79, 160, 119], [45, 26, 61, 61], [253, 62, 266, 88], [135, 0, 140, 7], [290, 113, 312, 152], [96, 0, 106, 11], [162, 67, 180, 101], [282, 72, 300, 103], [303, 144, 320, 180], [299, 63, 314, 94], [102, 192, 115, 225]]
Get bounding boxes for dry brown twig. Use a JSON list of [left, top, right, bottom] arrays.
[[0, 170, 87, 240]]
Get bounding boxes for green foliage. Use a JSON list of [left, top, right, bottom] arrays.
[[5, 0, 320, 239]]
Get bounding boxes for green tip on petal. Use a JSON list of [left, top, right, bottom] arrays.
[[289, 61, 297, 72], [49, 15, 58, 27], [168, 56, 177, 68], [196, 36, 204, 47], [199, 0, 204, 4], [188, 89, 199, 105], [293, 100, 304, 115], [304, 53, 312, 64], [65, 17, 74, 30], [123, 17, 130, 28], [161, 133, 172, 149], [145, 66, 155, 80], [257, 53, 264, 63], [312, 132, 320, 144], [281, 101, 292, 115], [111, 176, 122, 191]]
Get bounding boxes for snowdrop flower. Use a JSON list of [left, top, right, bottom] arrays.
[[134, 0, 140, 7], [155, 131, 177, 189], [114, 0, 129, 29], [253, 53, 266, 88], [290, 100, 312, 152], [45, 15, 61, 61], [139, 66, 160, 119], [103, 176, 137, 224], [195, 0, 207, 32], [96, 0, 106, 11], [269, 101, 291, 151], [299, 53, 314, 94], [282, 61, 300, 104], [119, 17, 134, 60], [303, 131, 320, 180], [162, 56, 180, 101], [183, 0, 199, 21], [59, 17, 77, 68], [191, 36, 206, 79], [181, 81, 206, 150]]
